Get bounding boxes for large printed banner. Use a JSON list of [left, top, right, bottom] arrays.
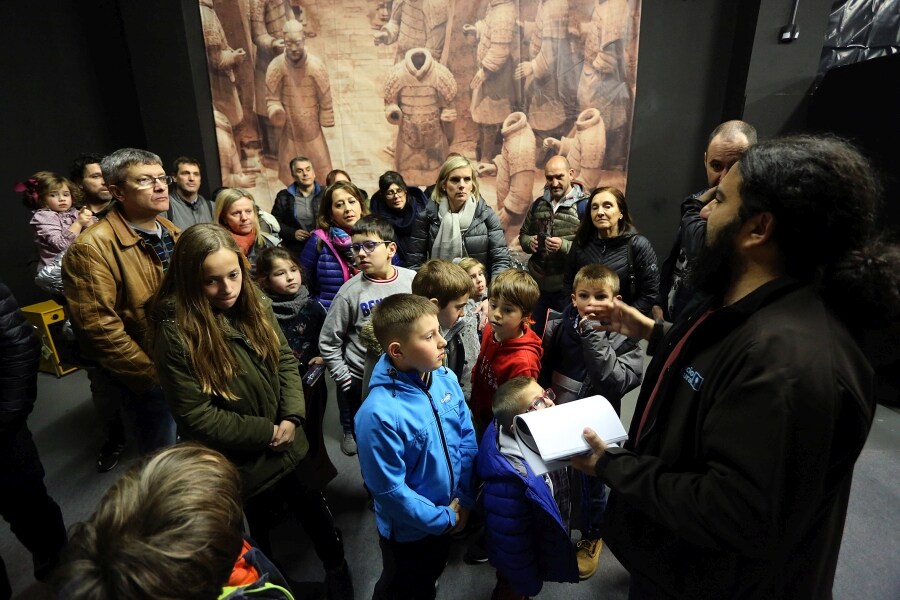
[[201, 0, 641, 241]]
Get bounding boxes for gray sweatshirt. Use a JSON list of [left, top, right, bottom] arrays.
[[319, 267, 416, 382]]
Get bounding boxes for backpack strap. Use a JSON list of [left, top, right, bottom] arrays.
[[626, 237, 637, 302], [313, 229, 349, 282]]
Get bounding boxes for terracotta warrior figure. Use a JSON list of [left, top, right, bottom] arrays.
[[514, 0, 578, 141], [266, 20, 334, 186], [464, 0, 520, 163], [214, 110, 258, 189], [543, 108, 607, 189], [200, 0, 246, 128], [375, 0, 445, 63], [383, 48, 458, 186], [576, 0, 636, 170], [477, 112, 535, 245], [250, 0, 291, 156]]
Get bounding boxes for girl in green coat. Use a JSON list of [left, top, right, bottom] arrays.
[[148, 223, 353, 600]]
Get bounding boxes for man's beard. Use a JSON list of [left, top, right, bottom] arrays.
[[690, 216, 744, 297]]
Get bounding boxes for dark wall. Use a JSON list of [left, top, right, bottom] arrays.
[[625, 1, 743, 254], [116, 0, 219, 192], [0, 1, 145, 306], [742, 0, 832, 135]]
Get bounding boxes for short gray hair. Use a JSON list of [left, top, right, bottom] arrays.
[[101, 148, 163, 187]]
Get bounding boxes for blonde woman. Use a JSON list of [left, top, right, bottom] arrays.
[[214, 187, 279, 273], [407, 155, 511, 280]]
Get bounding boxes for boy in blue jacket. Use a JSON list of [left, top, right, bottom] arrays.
[[478, 376, 579, 599], [355, 294, 478, 600]]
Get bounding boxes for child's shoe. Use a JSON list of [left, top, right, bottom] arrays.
[[340, 433, 357, 456], [325, 559, 354, 600], [575, 537, 602, 580]]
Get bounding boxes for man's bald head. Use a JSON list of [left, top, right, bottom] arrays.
[[704, 120, 757, 187], [544, 155, 575, 201]]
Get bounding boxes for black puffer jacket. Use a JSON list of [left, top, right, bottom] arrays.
[[0, 283, 41, 425], [407, 197, 512, 280], [565, 226, 660, 316], [369, 186, 429, 267]]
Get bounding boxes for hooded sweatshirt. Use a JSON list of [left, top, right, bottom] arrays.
[[355, 355, 478, 542], [470, 323, 543, 431]]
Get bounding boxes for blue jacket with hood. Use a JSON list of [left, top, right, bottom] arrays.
[[355, 354, 477, 542], [477, 420, 579, 596]]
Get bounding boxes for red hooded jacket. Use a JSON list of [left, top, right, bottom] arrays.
[[471, 323, 543, 431]]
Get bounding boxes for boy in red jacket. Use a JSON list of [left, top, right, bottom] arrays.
[[471, 269, 542, 437]]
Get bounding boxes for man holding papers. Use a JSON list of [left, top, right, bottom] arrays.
[[571, 136, 895, 598]]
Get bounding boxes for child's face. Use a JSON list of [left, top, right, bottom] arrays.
[[44, 185, 73, 213], [518, 381, 556, 417], [572, 282, 618, 321], [202, 248, 243, 311], [488, 297, 527, 342], [436, 294, 469, 330], [266, 257, 302, 295], [351, 233, 395, 278], [396, 314, 447, 372], [467, 267, 486, 297]]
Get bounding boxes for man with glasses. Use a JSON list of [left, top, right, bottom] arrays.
[[63, 148, 180, 460]]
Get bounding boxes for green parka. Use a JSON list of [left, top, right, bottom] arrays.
[[154, 301, 308, 499]]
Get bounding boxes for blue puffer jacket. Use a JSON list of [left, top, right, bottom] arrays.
[[355, 355, 478, 542], [299, 230, 402, 310], [477, 420, 579, 596], [298, 229, 350, 310]]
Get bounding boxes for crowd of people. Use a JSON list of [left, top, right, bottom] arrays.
[[3, 121, 897, 600]]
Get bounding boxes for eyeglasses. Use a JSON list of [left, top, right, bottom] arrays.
[[528, 388, 556, 412], [350, 240, 391, 254], [131, 175, 174, 189], [384, 188, 406, 200]]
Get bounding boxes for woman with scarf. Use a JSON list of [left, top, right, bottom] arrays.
[[298, 181, 368, 310], [407, 156, 511, 281], [214, 188, 279, 275], [368, 170, 428, 267]]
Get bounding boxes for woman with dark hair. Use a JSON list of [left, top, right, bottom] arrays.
[[369, 171, 428, 266], [298, 180, 368, 310], [147, 224, 352, 599], [565, 186, 659, 315], [407, 155, 511, 280]]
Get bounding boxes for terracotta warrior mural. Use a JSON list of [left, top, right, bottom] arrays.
[[200, 0, 641, 247]]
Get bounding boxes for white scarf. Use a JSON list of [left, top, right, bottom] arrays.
[[431, 195, 477, 261]]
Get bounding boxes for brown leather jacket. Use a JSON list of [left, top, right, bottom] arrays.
[[62, 206, 180, 393]]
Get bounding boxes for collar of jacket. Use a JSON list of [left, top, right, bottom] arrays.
[[541, 181, 587, 206], [107, 205, 179, 249]]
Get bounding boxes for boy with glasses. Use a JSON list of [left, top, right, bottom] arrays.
[[320, 215, 415, 454], [477, 376, 579, 599]]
